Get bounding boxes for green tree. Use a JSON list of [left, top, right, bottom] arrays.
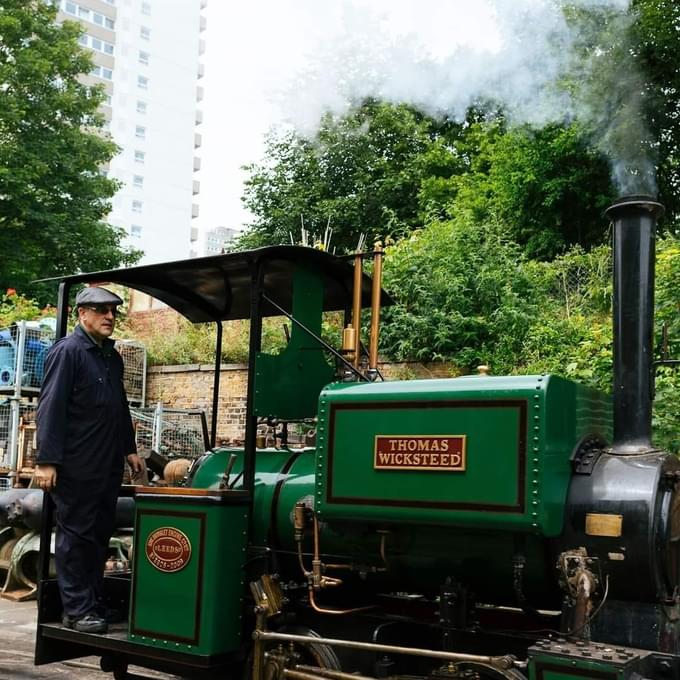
[[380, 208, 538, 371], [432, 122, 615, 259], [633, 0, 680, 227], [240, 101, 438, 252], [0, 0, 140, 301]]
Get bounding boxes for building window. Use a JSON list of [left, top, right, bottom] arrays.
[[136, 100, 147, 114], [105, 94, 112, 106], [137, 75, 148, 90], [132, 200, 143, 213], [141, 1, 151, 15], [140, 26, 151, 40], [134, 150, 145, 163], [138, 51, 149, 65], [131, 225, 142, 238], [135, 125, 146, 139], [133, 174, 144, 188], [79, 34, 115, 56], [91, 65, 113, 81], [61, 2, 114, 30]]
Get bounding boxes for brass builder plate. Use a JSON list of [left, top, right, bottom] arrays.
[[585, 512, 623, 537], [374, 435, 466, 471], [145, 527, 192, 573]]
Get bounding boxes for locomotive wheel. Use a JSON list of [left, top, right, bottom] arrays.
[[100, 655, 129, 679], [246, 625, 342, 680]]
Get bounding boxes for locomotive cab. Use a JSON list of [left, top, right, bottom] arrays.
[[34, 245, 392, 678]]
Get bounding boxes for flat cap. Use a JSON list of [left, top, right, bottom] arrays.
[[75, 286, 123, 307]]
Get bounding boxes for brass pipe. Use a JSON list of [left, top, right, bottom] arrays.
[[313, 515, 320, 560], [294, 665, 378, 680], [285, 671, 339, 680], [298, 541, 312, 577], [254, 630, 517, 670], [308, 586, 375, 615], [352, 253, 363, 368], [368, 244, 383, 372], [252, 609, 268, 680]]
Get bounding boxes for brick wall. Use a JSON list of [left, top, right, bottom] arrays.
[[145, 361, 457, 442], [146, 363, 248, 443]]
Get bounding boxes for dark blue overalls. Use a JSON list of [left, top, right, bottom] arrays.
[[36, 325, 136, 618]]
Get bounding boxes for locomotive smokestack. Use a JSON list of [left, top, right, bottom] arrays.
[[605, 195, 664, 453]]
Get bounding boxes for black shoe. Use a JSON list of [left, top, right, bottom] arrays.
[[62, 613, 108, 634], [96, 605, 124, 624]]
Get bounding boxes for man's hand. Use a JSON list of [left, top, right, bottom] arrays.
[[127, 453, 143, 473], [127, 453, 147, 485], [34, 464, 58, 492]]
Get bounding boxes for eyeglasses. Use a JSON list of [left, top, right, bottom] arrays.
[[83, 305, 120, 317]]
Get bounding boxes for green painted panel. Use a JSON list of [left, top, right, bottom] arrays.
[[328, 403, 522, 506], [132, 511, 202, 642], [528, 654, 623, 680], [254, 268, 335, 419], [129, 494, 249, 656], [316, 375, 611, 535]]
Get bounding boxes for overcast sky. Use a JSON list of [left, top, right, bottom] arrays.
[[195, 0, 631, 244], [195, 1, 503, 240]]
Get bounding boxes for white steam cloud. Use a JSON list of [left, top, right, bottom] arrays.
[[269, 0, 653, 195]]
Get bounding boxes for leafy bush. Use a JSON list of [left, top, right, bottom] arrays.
[[380, 219, 679, 453], [0, 289, 52, 327], [381, 210, 537, 372]]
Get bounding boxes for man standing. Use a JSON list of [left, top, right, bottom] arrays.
[[35, 286, 142, 634]]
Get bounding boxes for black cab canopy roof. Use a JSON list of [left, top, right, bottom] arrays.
[[50, 245, 393, 323]]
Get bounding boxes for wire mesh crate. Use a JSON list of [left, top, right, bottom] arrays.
[[130, 405, 209, 460], [0, 400, 38, 476], [114, 340, 147, 406], [0, 320, 55, 393]]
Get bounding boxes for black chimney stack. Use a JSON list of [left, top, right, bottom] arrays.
[[605, 195, 664, 453]]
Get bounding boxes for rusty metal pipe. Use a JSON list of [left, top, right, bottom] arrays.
[[368, 245, 383, 373], [352, 254, 363, 368]]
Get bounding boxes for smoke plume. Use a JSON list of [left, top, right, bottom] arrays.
[[271, 0, 654, 195]]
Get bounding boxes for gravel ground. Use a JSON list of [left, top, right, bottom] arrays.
[[0, 598, 179, 679]]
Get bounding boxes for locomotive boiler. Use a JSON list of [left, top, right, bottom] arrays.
[[34, 196, 680, 680]]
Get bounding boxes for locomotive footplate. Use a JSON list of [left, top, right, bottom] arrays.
[[38, 620, 237, 678], [527, 638, 673, 679]]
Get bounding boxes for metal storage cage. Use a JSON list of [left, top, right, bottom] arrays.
[[0, 320, 55, 394], [0, 400, 38, 481], [129, 404, 209, 461], [114, 339, 147, 406]]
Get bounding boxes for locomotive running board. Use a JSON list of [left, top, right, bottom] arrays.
[[36, 621, 236, 677]]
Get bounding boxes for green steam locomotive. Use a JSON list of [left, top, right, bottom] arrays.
[[35, 196, 680, 680]]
